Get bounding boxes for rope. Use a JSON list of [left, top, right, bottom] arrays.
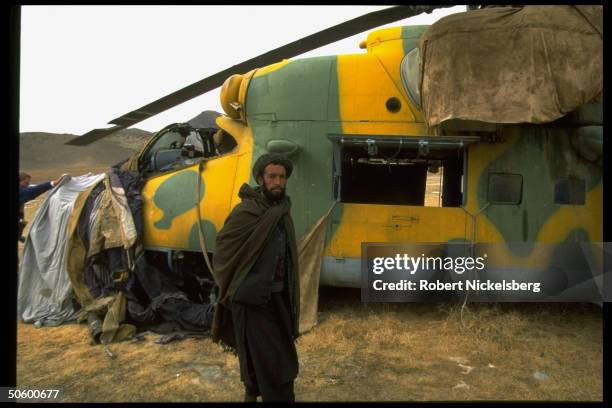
[[459, 201, 490, 326], [194, 160, 215, 275]]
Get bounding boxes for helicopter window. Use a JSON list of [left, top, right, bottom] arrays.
[[337, 144, 464, 207], [400, 48, 422, 109], [189, 128, 221, 158], [213, 129, 238, 155], [141, 129, 186, 168], [386, 97, 402, 113], [554, 178, 585, 205], [140, 127, 237, 174], [487, 173, 523, 205]]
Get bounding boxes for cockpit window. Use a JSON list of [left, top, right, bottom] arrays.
[[400, 48, 422, 109], [141, 129, 185, 166], [213, 129, 238, 155], [139, 124, 240, 175]]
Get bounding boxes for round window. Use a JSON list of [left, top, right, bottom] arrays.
[[386, 97, 401, 113]]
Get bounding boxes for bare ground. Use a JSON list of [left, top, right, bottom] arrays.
[[16, 134, 603, 402]]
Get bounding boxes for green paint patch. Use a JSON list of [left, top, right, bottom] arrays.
[[153, 171, 205, 230], [477, 125, 601, 254], [247, 56, 336, 121], [188, 219, 218, 252], [246, 56, 344, 242], [401, 25, 429, 55], [546, 228, 597, 293], [326, 202, 344, 247]]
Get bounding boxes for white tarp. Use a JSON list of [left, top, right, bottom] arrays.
[[18, 173, 106, 326]]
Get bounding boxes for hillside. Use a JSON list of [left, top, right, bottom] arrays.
[[19, 129, 152, 179]]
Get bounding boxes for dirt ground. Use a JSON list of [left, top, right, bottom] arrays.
[[15, 137, 603, 402], [16, 299, 602, 402]]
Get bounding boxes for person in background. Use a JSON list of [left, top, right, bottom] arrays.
[[18, 172, 67, 242]]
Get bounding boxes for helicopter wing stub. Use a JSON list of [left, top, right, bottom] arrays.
[[75, 5, 450, 145], [65, 125, 126, 146]]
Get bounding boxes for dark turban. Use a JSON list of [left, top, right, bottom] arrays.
[[252, 153, 293, 180]]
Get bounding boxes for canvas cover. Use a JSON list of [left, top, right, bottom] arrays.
[[296, 202, 336, 333], [65, 167, 215, 344], [18, 173, 106, 325], [418, 5, 603, 127]]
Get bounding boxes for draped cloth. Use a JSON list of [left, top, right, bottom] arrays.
[[210, 183, 299, 349], [419, 5, 603, 127]]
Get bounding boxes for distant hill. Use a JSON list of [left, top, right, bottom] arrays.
[[19, 129, 153, 172]]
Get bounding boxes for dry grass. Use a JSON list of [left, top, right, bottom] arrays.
[[17, 289, 602, 402], [295, 292, 602, 401], [425, 171, 443, 207]]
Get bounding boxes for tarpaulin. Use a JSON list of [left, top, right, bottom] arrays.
[[66, 166, 214, 343], [419, 5, 603, 127], [18, 173, 106, 325], [297, 202, 336, 334]]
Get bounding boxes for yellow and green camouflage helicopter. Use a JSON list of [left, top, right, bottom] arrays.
[[69, 5, 603, 301]]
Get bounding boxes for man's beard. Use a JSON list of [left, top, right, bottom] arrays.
[[262, 184, 285, 202]]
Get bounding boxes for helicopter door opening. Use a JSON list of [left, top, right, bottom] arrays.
[[328, 135, 480, 207]]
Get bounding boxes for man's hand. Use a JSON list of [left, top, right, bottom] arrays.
[[51, 174, 69, 187]]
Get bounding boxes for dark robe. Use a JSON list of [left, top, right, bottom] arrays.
[[211, 183, 300, 400]]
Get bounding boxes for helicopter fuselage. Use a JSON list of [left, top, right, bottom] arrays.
[[137, 24, 602, 294]]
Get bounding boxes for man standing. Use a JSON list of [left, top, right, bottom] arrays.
[[211, 153, 300, 402]]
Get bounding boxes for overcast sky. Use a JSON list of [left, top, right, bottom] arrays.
[[19, 5, 466, 135]]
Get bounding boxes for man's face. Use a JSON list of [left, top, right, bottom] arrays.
[[20, 177, 31, 188], [258, 164, 287, 201]]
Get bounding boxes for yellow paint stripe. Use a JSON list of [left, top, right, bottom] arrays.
[[324, 205, 469, 258], [253, 59, 291, 77], [537, 184, 602, 242]]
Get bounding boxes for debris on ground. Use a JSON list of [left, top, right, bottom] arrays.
[[130, 333, 146, 343], [447, 356, 469, 365], [185, 364, 222, 380], [103, 346, 116, 359], [453, 380, 470, 389], [155, 332, 186, 345], [458, 363, 474, 374], [533, 371, 550, 381]]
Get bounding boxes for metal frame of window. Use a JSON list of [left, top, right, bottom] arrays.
[[327, 134, 479, 205]]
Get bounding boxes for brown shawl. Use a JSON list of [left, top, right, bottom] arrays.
[[210, 183, 299, 348]]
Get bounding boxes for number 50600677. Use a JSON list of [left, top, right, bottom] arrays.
[[7, 389, 61, 399]]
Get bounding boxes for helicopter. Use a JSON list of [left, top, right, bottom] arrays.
[[66, 5, 603, 306]]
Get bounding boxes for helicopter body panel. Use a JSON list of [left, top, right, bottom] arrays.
[[141, 117, 254, 252], [138, 16, 602, 290]]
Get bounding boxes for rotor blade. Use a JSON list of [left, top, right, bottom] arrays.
[[65, 125, 125, 145], [108, 5, 449, 128]]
